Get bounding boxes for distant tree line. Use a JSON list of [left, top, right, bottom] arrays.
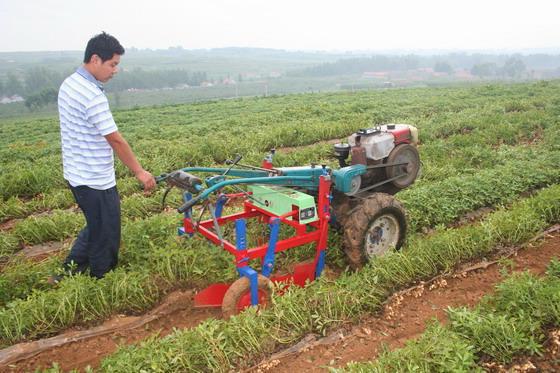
[[0, 67, 208, 111], [471, 57, 527, 78], [0, 68, 62, 98], [288, 55, 421, 76], [289, 53, 560, 78], [24, 88, 58, 111]]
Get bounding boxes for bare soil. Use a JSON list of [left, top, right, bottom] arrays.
[[3, 291, 221, 372], [1, 229, 559, 372], [0, 219, 19, 231], [17, 240, 68, 260]]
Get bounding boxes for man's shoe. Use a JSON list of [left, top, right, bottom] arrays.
[[47, 275, 63, 285]]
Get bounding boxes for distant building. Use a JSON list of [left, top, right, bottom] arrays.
[[0, 95, 24, 104], [454, 69, 474, 79], [363, 71, 389, 78], [222, 78, 237, 85], [417, 67, 435, 73]]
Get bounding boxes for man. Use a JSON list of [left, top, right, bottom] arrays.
[[51, 32, 155, 282]]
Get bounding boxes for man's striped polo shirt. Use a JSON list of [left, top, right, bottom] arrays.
[[58, 67, 118, 190]]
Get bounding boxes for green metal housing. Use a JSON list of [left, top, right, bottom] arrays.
[[248, 185, 318, 224], [332, 165, 367, 194]]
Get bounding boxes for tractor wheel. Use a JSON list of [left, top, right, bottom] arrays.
[[331, 191, 354, 230], [385, 144, 420, 190], [222, 274, 273, 319], [343, 193, 406, 268]]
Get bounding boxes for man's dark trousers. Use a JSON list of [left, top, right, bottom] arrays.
[[64, 185, 121, 279]]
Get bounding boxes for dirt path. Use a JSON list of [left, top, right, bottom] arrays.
[[3, 290, 221, 372], [251, 230, 560, 372]]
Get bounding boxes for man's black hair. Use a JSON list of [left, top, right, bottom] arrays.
[[83, 32, 125, 63]]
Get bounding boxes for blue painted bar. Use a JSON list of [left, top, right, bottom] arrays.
[[238, 266, 259, 306], [182, 192, 193, 237], [235, 219, 247, 251], [183, 192, 192, 218], [215, 194, 227, 218], [262, 218, 280, 278], [315, 250, 326, 278]]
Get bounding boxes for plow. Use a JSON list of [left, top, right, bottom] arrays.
[[157, 124, 420, 317]]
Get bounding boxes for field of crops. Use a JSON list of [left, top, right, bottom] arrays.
[[0, 79, 559, 371]]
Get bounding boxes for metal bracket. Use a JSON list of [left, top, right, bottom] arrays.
[[262, 218, 280, 278], [237, 266, 259, 306]]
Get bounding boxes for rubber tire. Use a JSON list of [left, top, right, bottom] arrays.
[[222, 274, 273, 319], [385, 144, 420, 190], [343, 193, 407, 269], [331, 191, 354, 230]]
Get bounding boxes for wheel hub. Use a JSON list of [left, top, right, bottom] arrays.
[[364, 214, 400, 257]]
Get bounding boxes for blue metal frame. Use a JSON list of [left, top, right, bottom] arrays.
[[315, 251, 326, 278], [238, 266, 259, 306], [178, 192, 193, 236], [234, 219, 259, 306], [262, 218, 280, 278], [235, 219, 247, 251], [215, 194, 227, 218]]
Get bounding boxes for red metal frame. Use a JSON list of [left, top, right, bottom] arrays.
[[190, 175, 332, 308]]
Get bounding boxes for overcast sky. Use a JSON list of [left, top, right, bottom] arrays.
[[1, 0, 559, 53]]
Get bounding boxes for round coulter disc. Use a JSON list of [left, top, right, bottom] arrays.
[[222, 274, 272, 318]]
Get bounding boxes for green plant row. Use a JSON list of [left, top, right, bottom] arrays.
[[0, 205, 182, 306], [2, 81, 557, 201], [339, 259, 560, 372], [97, 184, 560, 372], [4, 139, 557, 261], [0, 205, 346, 343], [0, 143, 557, 314], [401, 149, 560, 232], [0, 229, 233, 346], [0, 176, 150, 224], [0, 188, 181, 260], [1, 142, 554, 308], [1, 130, 505, 224], [2, 81, 555, 152]]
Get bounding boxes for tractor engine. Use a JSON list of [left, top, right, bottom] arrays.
[[333, 124, 420, 195]]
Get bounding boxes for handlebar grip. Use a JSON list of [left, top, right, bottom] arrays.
[[177, 197, 199, 213], [155, 173, 168, 184]]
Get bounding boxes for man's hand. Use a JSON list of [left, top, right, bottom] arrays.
[[136, 169, 156, 193], [105, 131, 156, 194]]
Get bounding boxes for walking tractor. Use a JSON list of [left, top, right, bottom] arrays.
[[158, 124, 420, 317]]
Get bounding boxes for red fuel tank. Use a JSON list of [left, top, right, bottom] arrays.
[[386, 124, 411, 145]]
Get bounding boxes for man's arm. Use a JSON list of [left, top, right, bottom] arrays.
[[105, 131, 156, 192]]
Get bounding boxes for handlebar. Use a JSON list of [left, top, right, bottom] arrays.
[[178, 197, 200, 213], [157, 165, 317, 214]]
